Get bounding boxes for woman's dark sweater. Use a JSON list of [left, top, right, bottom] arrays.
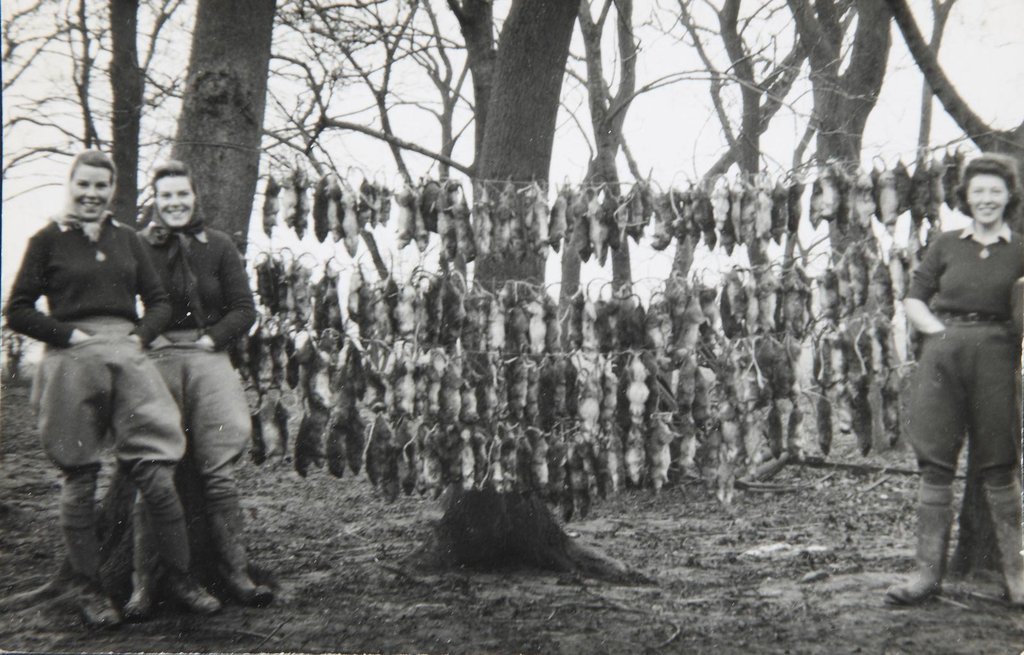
[[4, 220, 171, 346], [908, 228, 1024, 318], [139, 227, 256, 349]]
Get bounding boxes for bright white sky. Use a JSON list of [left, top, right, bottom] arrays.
[[3, 0, 1023, 307]]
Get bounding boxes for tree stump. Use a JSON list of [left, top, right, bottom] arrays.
[[404, 486, 651, 584]]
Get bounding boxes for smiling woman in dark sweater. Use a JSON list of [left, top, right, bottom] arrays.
[[886, 153, 1024, 608], [3, 150, 222, 628], [123, 160, 272, 620]]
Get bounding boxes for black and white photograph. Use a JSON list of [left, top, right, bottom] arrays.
[[2, 0, 1023, 652]]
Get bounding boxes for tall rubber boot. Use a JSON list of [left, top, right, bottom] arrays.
[[985, 481, 1024, 607], [208, 504, 274, 607], [885, 482, 953, 605], [122, 499, 159, 621]]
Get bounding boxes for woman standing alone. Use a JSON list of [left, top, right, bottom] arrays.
[[3, 150, 222, 627], [886, 153, 1024, 607]]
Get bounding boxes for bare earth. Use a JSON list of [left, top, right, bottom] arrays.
[[2, 383, 1022, 654]]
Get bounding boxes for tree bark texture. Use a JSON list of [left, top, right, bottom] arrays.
[[473, 0, 578, 291], [788, 0, 891, 256], [109, 0, 143, 225], [405, 486, 646, 583], [719, 0, 760, 176], [789, 0, 892, 164], [564, 0, 640, 299], [420, 0, 642, 582], [171, 0, 277, 248]]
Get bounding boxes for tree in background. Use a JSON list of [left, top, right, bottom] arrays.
[[787, 0, 893, 253], [559, 0, 641, 304], [674, 0, 808, 268], [404, 0, 642, 579], [3, 0, 187, 220], [171, 0, 276, 246]]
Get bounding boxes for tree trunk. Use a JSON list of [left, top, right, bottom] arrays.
[[171, 0, 277, 247], [109, 0, 143, 225], [915, 0, 954, 151], [448, 0, 495, 166], [789, 0, 892, 255], [415, 0, 645, 583], [471, 0, 578, 290]]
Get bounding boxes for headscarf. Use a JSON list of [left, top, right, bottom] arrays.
[[140, 204, 209, 326], [55, 211, 111, 243]]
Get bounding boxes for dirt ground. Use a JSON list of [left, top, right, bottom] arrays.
[[1, 382, 1022, 654]]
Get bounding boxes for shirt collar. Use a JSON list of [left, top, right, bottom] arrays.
[[958, 222, 1012, 244]]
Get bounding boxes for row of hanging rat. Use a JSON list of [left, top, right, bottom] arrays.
[[232, 233, 913, 511], [259, 150, 963, 264]]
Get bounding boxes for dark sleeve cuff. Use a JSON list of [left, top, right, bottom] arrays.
[[52, 323, 76, 347]]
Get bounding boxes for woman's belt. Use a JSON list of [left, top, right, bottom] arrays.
[[934, 310, 1011, 325], [162, 329, 204, 343]]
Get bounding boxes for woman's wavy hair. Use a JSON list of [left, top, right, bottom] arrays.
[[150, 159, 197, 194], [69, 149, 117, 185], [955, 153, 1022, 219]]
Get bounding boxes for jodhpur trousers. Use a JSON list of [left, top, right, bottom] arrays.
[[908, 323, 1021, 481], [148, 334, 250, 514]]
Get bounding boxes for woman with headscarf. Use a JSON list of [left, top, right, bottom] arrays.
[[886, 153, 1024, 607], [123, 160, 272, 620], [4, 150, 222, 628]]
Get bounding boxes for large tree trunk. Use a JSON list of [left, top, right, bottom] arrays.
[[109, 0, 143, 225], [171, 0, 277, 247], [413, 0, 644, 583], [788, 0, 892, 253], [472, 0, 579, 291]]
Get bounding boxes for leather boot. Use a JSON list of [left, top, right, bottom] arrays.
[[885, 482, 953, 605], [208, 505, 274, 607], [64, 525, 121, 627], [985, 480, 1024, 607], [164, 568, 223, 615], [70, 575, 123, 629], [122, 501, 158, 621]]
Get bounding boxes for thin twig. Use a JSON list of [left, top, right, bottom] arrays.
[[254, 619, 290, 651], [862, 474, 890, 493], [655, 621, 682, 648], [816, 472, 838, 485], [735, 480, 811, 493], [801, 458, 959, 479], [376, 560, 432, 587], [935, 595, 970, 610]]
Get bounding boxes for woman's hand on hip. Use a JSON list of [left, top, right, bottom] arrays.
[[194, 334, 216, 351]]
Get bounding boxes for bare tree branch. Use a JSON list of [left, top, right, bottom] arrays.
[[320, 116, 472, 175], [886, 0, 1022, 152]]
